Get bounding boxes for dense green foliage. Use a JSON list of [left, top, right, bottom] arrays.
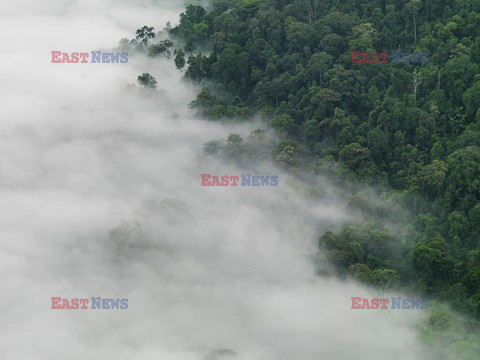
[[165, 0, 480, 355], [171, 0, 480, 317]]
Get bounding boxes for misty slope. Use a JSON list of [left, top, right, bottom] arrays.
[[163, 0, 480, 352], [0, 0, 476, 360]]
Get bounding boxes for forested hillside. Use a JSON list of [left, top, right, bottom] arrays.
[[159, 0, 480, 351]]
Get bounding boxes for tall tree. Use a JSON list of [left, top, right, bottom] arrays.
[[136, 26, 155, 45]]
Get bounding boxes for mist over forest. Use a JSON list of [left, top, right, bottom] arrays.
[[1, 0, 479, 359]]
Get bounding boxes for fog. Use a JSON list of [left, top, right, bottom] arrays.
[[0, 1, 432, 359]]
